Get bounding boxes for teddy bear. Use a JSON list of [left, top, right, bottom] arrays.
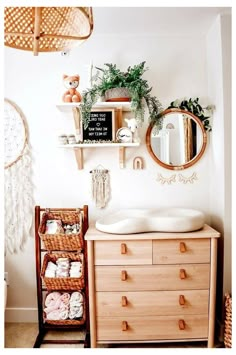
[[62, 74, 82, 103]]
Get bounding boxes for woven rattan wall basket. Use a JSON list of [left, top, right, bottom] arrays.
[[4, 7, 93, 56]]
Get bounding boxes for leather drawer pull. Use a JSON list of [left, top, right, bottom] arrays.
[[121, 243, 127, 254], [179, 269, 186, 279], [178, 319, 185, 330], [122, 296, 128, 307], [179, 242, 186, 253], [179, 295, 185, 305], [122, 321, 128, 331], [121, 270, 127, 281]]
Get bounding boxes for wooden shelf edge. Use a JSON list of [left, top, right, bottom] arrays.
[[59, 143, 140, 169], [56, 102, 132, 112], [58, 142, 140, 148]]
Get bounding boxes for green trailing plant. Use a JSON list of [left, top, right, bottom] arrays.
[[81, 62, 163, 129], [168, 97, 213, 131]]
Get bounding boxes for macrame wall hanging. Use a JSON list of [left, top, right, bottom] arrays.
[[4, 98, 34, 253], [90, 166, 110, 208]]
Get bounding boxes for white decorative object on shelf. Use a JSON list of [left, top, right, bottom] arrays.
[[116, 127, 132, 143], [179, 172, 198, 184], [4, 98, 34, 254], [125, 117, 140, 143], [156, 173, 176, 185], [58, 134, 68, 145]]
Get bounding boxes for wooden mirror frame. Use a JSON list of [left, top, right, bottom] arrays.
[[146, 108, 207, 170]]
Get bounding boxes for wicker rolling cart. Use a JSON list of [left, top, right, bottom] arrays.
[[34, 205, 90, 348]]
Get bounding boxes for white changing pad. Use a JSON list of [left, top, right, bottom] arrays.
[[95, 208, 205, 234]]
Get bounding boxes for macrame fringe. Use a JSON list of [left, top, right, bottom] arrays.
[[91, 169, 110, 208], [4, 144, 34, 253]]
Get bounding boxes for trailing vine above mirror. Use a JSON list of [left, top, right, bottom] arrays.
[[167, 97, 213, 132]]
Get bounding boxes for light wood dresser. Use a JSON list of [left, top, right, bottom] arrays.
[[85, 224, 220, 348]]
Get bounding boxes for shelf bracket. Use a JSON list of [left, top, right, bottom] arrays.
[[74, 147, 83, 170], [119, 147, 125, 169]]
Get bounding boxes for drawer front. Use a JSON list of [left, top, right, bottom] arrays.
[[96, 290, 209, 317], [94, 240, 152, 265], [153, 238, 210, 264], [95, 264, 210, 291], [97, 315, 208, 341]]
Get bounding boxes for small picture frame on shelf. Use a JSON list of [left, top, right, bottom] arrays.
[[82, 108, 116, 142], [116, 127, 133, 143]]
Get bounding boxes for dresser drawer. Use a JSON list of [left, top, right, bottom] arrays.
[[95, 264, 210, 291], [153, 238, 210, 264], [96, 290, 209, 317], [97, 315, 208, 341], [94, 240, 152, 265]]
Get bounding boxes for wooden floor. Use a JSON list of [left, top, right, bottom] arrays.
[[4, 323, 224, 348]]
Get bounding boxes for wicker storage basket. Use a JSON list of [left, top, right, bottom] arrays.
[[38, 210, 84, 251], [43, 291, 86, 326], [41, 252, 85, 290], [224, 293, 232, 348]]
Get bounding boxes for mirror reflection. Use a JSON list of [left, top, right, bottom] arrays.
[[146, 109, 207, 170]]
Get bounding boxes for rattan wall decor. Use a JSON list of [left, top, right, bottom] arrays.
[[4, 7, 93, 56]]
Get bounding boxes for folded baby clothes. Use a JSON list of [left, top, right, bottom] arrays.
[[64, 223, 80, 234], [45, 261, 57, 277], [44, 292, 64, 314], [44, 291, 84, 321], [69, 304, 83, 319], [44, 292, 70, 320], [46, 308, 69, 320], [60, 292, 70, 305], [45, 220, 64, 234], [70, 291, 83, 304], [56, 257, 70, 278], [68, 291, 84, 319], [45, 292, 61, 307], [69, 261, 82, 278]]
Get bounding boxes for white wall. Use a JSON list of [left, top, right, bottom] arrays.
[[206, 13, 232, 325], [4, 28, 224, 321]]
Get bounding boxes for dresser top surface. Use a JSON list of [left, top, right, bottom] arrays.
[[85, 224, 220, 241]]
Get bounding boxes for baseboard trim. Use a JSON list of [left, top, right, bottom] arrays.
[[5, 307, 38, 323]]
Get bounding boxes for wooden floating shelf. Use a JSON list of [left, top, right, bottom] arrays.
[[56, 102, 139, 169], [59, 142, 140, 170], [58, 142, 140, 148], [56, 102, 132, 112]]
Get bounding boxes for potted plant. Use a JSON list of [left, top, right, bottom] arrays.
[[81, 61, 163, 129], [168, 97, 213, 131]]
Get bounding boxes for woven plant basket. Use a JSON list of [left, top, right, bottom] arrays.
[[4, 7, 93, 55], [104, 87, 131, 102], [224, 293, 232, 348], [38, 210, 84, 251], [41, 252, 85, 290], [43, 291, 86, 326]]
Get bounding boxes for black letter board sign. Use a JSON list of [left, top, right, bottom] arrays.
[[82, 109, 115, 142]]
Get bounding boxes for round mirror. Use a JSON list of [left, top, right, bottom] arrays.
[[146, 108, 207, 170]]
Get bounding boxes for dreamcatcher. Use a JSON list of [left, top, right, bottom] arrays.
[[4, 98, 34, 253]]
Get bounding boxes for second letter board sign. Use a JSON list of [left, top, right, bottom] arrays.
[[82, 108, 115, 141]]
